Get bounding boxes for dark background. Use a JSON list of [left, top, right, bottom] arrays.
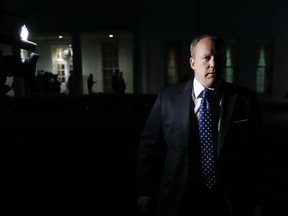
[[0, 94, 287, 215], [1, 0, 288, 215]]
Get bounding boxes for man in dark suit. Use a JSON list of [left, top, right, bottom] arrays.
[[136, 33, 265, 216]]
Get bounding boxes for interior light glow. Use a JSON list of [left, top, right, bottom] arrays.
[[20, 25, 29, 41]]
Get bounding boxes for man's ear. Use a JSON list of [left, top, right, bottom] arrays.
[[189, 57, 195, 70]]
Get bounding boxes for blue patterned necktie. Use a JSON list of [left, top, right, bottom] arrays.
[[199, 88, 217, 189]]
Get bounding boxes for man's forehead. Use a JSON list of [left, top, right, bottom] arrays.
[[196, 38, 224, 56]]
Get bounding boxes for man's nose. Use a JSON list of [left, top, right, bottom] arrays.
[[209, 57, 215, 67]]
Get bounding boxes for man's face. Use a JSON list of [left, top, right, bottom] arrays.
[[189, 37, 225, 88]]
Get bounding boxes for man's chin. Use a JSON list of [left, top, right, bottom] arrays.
[[206, 77, 220, 88]]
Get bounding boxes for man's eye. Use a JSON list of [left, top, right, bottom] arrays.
[[202, 56, 210, 61]]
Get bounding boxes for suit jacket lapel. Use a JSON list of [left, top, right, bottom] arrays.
[[217, 89, 237, 159], [176, 80, 193, 146]]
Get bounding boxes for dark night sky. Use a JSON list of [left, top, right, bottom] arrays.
[[1, 0, 287, 33], [1, 0, 146, 32]]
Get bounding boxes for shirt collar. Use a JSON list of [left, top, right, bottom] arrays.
[[193, 78, 216, 98], [193, 77, 223, 98], [193, 78, 204, 99]]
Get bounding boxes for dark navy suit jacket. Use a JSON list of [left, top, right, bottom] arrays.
[[137, 79, 265, 216]]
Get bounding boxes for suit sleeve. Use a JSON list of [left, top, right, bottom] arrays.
[[136, 89, 166, 198]]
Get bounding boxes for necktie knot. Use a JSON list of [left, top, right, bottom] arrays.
[[203, 88, 208, 95], [201, 88, 211, 110], [202, 88, 214, 99]]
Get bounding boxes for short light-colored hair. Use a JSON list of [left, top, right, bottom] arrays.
[[189, 33, 226, 58]]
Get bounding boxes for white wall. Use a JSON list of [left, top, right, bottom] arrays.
[[33, 32, 134, 95]]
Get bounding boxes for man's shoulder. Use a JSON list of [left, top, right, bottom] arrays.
[[222, 81, 257, 97], [161, 79, 192, 94]]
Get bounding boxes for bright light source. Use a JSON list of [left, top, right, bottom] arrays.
[[109, 34, 114, 38], [20, 25, 29, 41]]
